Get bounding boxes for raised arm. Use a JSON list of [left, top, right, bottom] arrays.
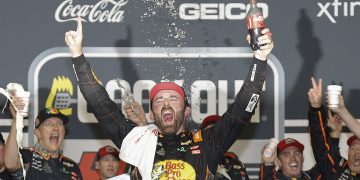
[[328, 95, 360, 139], [217, 28, 272, 149], [203, 28, 273, 173], [65, 17, 135, 148], [259, 140, 277, 180], [307, 77, 340, 179], [4, 97, 23, 171]]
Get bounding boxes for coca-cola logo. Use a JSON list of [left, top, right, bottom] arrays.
[[55, 0, 128, 23]]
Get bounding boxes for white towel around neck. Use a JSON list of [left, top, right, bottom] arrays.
[[120, 124, 158, 180], [106, 173, 130, 180]]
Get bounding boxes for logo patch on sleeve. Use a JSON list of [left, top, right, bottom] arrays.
[[250, 64, 257, 81], [193, 131, 203, 143], [245, 93, 260, 112]]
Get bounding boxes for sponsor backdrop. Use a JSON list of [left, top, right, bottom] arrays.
[[0, 0, 359, 179]]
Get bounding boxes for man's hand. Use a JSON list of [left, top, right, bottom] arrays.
[[65, 16, 83, 58], [328, 109, 343, 138], [124, 102, 147, 126], [327, 94, 346, 114], [308, 77, 322, 108], [261, 142, 277, 165], [8, 90, 27, 118], [247, 28, 274, 61]]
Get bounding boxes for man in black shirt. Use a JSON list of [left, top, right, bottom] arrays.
[[65, 17, 274, 179], [308, 77, 360, 179], [5, 105, 82, 180], [259, 138, 323, 180]]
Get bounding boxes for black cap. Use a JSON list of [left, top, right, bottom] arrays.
[[36, 108, 69, 128], [0, 132, 4, 145]]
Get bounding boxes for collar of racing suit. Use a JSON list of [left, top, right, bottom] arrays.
[[341, 167, 360, 179], [33, 143, 62, 160], [339, 160, 360, 179], [155, 131, 197, 162], [277, 170, 311, 180]]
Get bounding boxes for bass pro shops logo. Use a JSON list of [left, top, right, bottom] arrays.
[[46, 76, 75, 116], [152, 160, 196, 179]]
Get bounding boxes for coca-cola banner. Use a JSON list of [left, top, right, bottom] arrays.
[[0, 0, 359, 179]]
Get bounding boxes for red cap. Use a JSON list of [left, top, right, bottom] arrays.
[[277, 138, 304, 155], [200, 115, 221, 129], [150, 82, 186, 102], [347, 135, 360, 146], [96, 145, 120, 161]]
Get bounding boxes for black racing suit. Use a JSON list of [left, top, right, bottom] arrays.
[[259, 164, 321, 180], [215, 157, 249, 180], [258, 137, 340, 180], [0, 169, 12, 180], [308, 105, 360, 180], [72, 54, 267, 179], [9, 143, 82, 180]]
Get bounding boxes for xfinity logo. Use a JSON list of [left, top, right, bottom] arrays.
[[179, 3, 269, 20], [317, 0, 360, 23]]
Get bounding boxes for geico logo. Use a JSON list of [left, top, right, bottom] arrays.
[[179, 3, 269, 20], [77, 79, 265, 124], [317, 0, 360, 23]]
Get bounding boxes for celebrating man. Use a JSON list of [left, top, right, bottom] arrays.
[[5, 105, 82, 179], [65, 17, 274, 179]]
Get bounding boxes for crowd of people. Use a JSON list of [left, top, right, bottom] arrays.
[[0, 17, 359, 180]]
